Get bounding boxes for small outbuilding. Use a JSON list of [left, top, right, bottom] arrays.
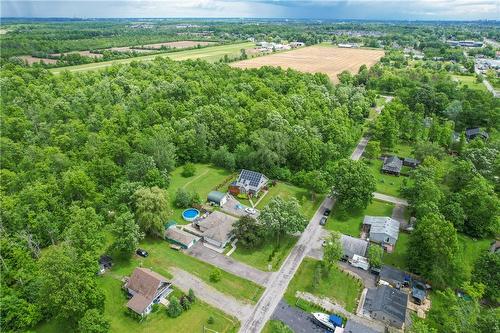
[[98, 255, 113, 275], [207, 191, 228, 206], [164, 222, 198, 249], [381, 156, 403, 175], [465, 127, 489, 141], [402, 157, 420, 168]]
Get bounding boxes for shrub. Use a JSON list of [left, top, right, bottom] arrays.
[[167, 296, 183, 318], [188, 288, 196, 303], [209, 269, 222, 282], [207, 316, 215, 324], [180, 295, 191, 311], [181, 163, 196, 177]]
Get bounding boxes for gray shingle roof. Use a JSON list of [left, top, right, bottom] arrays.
[[363, 216, 400, 240], [364, 285, 408, 324], [465, 127, 489, 140], [340, 235, 369, 258], [197, 211, 237, 243], [380, 265, 408, 285], [382, 156, 402, 173], [344, 320, 383, 333]]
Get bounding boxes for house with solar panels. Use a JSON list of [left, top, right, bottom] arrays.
[[229, 169, 269, 197]]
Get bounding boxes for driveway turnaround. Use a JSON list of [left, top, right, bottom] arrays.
[[186, 242, 271, 286], [170, 267, 253, 321]]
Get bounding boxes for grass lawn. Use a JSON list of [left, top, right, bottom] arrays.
[[284, 258, 363, 313], [325, 199, 394, 237], [112, 238, 264, 304], [231, 234, 298, 271], [36, 275, 239, 333], [383, 143, 415, 158], [257, 182, 325, 219], [383, 232, 410, 270], [364, 159, 406, 197], [167, 163, 234, 225], [49, 42, 255, 73], [457, 234, 492, 280], [262, 320, 293, 333], [452, 75, 488, 92]]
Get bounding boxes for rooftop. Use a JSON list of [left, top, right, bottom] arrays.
[[164, 226, 198, 247], [363, 216, 400, 240], [364, 285, 408, 324], [236, 169, 268, 189], [197, 211, 237, 243], [380, 265, 409, 284], [340, 234, 369, 258], [125, 268, 170, 314], [382, 156, 403, 173]]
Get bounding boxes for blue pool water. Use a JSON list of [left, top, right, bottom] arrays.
[[182, 208, 200, 222]]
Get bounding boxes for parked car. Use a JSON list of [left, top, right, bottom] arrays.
[[323, 208, 331, 216], [245, 207, 257, 214], [136, 248, 149, 257], [319, 216, 327, 225]]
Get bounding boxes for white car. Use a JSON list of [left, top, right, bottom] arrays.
[[245, 207, 257, 214]]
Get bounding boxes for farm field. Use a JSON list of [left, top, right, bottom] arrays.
[[231, 45, 385, 82], [15, 55, 57, 65], [136, 40, 215, 49], [325, 199, 394, 237], [49, 42, 254, 73]]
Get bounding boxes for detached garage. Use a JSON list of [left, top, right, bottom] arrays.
[[207, 191, 228, 206]]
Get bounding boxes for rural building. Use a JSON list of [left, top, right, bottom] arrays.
[[207, 191, 228, 206], [378, 265, 410, 288], [124, 268, 172, 317], [229, 169, 268, 197], [344, 320, 382, 333], [465, 127, 489, 141], [381, 156, 403, 175], [338, 43, 359, 48], [340, 234, 369, 260], [196, 211, 237, 249], [363, 285, 408, 329], [363, 216, 400, 251], [164, 222, 198, 249], [98, 255, 112, 275], [447, 40, 483, 47], [402, 157, 420, 168], [290, 41, 305, 48], [411, 281, 427, 305]]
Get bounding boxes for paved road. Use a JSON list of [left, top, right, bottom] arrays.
[[373, 192, 408, 206], [170, 267, 254, 321], [351, 136, 369, 161], [186, 242, 271, 286]]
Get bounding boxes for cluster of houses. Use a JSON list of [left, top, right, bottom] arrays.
[[475, 57, 500, 74], [255, 41, 305, 52]]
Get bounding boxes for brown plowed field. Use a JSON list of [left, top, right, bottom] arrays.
[[231, 45, 384, 82]]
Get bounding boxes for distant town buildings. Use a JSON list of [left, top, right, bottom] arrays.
[[447, 40, 483, 48]]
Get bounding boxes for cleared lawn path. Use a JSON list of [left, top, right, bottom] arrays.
[[49, 42, 254, 74]]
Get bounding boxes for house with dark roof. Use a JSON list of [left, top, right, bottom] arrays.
[[363, 216, 400, 252], [340, 235, 369, 260], [378, 265, 410, 288], [402, 157, 420, 169], [363, 285, 408, 329], [229, 169, 268, 197], [164, 223, 199, 249], [465, 128, 489, 141], [344, 320, 383, 333], [124, 268, 172, 316], [195, 211, 237, 249], [381, 156, 403, 175]]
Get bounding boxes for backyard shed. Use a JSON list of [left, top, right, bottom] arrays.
[[381, 156, 403, 175], [402, 157, 420, 168], [164, 223, 198, 249], [207, 191, 228, 206], [379, 265, 410, 288]]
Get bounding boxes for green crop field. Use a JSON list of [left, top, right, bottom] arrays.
[[49, 42, 254, 74]]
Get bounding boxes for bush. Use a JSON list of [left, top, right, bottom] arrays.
[[151, 303, 160, 313], [188, 288, 196, 303], [174, 188, 201, 208], [180, 295, 191, 311], [181, 163, 196, 177], [209, 269, 222, 282], [207, 316, 215, 324], [167, 296, 183, 318], [368, 244, 384, 268]]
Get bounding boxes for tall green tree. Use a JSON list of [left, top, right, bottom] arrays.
[[111, 210, 144, 259], [65, 206, 104, 256], [323, 231, 343, 273], [133, 186, 171, 236], [78, 308, 110, 333], [231, 215, 265, 249], [259, 197, 306, 245]]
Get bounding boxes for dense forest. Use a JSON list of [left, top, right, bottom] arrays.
[[0, 59, 371, 331]]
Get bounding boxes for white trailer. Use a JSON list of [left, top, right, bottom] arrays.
[[349, 254, 370, 271]]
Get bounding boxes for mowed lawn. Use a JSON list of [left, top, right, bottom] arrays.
[[325, 199, 394, 237], [365, 159, 406, 197], [262, 320, 293, 333], [452, 75, 488, 92], [284, 258, 363, 313], [167, 163, 234, 225], [36, 276, 239, 333], [50, 42, 254, 73], [383, 232, 410, 270]]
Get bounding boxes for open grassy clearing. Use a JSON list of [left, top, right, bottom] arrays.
[[364, 159, 406, 197], [231, 45, 384, 83], [452, 75, 488, 92], [383, 232, 410, 269], [49, 42, 254, 73], [36, 276, 239, 333], [284, 258, 363, 313], [167, 163, 234, 225], [457, 234, 492, 280], [325, 199, 394, 237]]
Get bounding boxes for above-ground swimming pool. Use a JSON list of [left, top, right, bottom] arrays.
[[182, 208, 200, 222]]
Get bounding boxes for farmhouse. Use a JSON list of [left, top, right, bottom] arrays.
[[363, 285, 408, 329], [164, 222, 198, 249], [196, 211, 237, 249], [340, 234, 369, 260], [124, 268, 172, 317], [229, 169, 268, 197], [363, 216, 400, 251], [381, 156, 403, 175], [465, 127, 489, 141], [207, 191, 228, 206]]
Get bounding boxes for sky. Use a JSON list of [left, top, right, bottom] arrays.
[[1, 0, 499, 20]]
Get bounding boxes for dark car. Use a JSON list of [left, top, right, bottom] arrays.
[[323, 208, 331, 216], [136, 248, 149, 257], [319, 216, 327, 226]]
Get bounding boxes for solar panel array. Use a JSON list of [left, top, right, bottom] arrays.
[[239, 169, 263, 187]]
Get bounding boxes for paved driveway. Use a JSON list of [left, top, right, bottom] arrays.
[[271, 299, 327, 333], [186, 242, 271, 286], [373, 192, 408, 206]]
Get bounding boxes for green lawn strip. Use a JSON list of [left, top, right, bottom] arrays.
[[112, 238, 264, 304], [257, 182, 325, 219], [365, 159, 406, 197], [452, 75, 488, 92], [284, 258, 363, 313], [231, 234, 298, 271], [383, 232, 410, 270], [325, 199, 394, 237], [49, 42, 254, 73], [457, 234, 492, 280], [262, 320, 293, 333], [167, 163, 234, 225]]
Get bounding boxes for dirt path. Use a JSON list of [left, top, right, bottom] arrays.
[[182, 169, 209, 188], [170, 267, 253, 321]]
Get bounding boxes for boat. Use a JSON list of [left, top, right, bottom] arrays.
[[312, 312, 343, 330]]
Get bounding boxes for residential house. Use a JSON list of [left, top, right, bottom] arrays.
[[344, 320, 382, 333], [381, 156, 403, 175], [124, 268, 172, 316], [363, 285, 408, 329], [195, 211, 237, 249], [229, 169, 268, 197], [164, 222, 198, 249], [207, 191, 228, 206], [465, 127, 489, 141], [378, 265, 410, 288], [402, 157, 420, 168], [363, 216, 400, 252], [340, 234, 369, 260]]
